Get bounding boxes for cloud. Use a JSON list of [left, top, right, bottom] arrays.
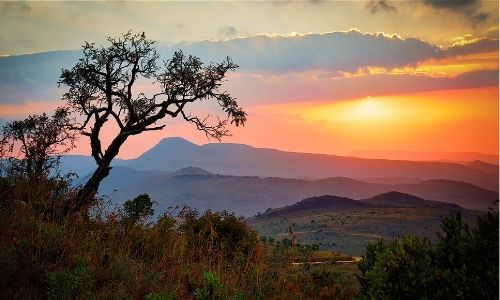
[[423, 0, 488, 25], [218, 26, 238, 37], [446, 37, 498, 56], [178, 30, 442, 73], [175, 30, 496, 74], [227, 69, 498, 104], [0, 31, 497, 106], [366, 1, 397, 14]]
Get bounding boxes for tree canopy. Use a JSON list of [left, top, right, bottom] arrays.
[[59, 31, 246, 208], [0, 108, 76, 180]]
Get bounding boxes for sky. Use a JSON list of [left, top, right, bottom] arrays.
[[0, 1, 498, 161]]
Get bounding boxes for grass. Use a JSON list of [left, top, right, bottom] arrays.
[[0, 176, 359, 299], [250, 207, 480, 255]]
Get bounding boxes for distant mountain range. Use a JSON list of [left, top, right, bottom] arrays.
[[95, 165, 497, 217], [63, 137, 499, 192], [57, 137, 498, 216]]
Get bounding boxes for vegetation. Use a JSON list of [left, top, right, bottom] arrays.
[[0, 150, 498, 299], [58, 31, 246, 207], [358, 212, 499, 300], [0, 175, 360, 299]]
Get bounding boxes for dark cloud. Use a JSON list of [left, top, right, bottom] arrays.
[[423, 0, 488, 25], [218, 26, 238, 37], [366, 0, 397, 14], [228, 69, 498, 104]]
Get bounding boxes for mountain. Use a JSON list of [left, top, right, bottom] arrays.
[[361, 191, 460, 209], [98, 167, 169, 195], [465, 160, 499, 175], [394, 179, 498, 211], [100, 167, 497, 217], [249, 192, 477, 255], [257, 195, 375, 219], [118, 137, 498, 192]]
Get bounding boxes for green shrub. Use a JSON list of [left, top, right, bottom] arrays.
[[195, 271, 228, 300], [358, 212, 499, 300], [47, 259, 94, 299]]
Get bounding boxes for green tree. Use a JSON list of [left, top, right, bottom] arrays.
[[358, 212, 499, 300], [435, 212, 499, 299], [357, 236, 437, 300], [59, 31, 246, 209], [123, 193, 155, 223]]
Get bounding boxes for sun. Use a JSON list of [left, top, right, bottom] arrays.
[[354, 97, 387, 120]]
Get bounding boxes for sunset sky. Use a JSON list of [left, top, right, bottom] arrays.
[[0, 1, 498, 161]]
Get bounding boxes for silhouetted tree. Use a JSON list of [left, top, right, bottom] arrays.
[[59, 31, 246, 209], [0, 108, 76, 179]]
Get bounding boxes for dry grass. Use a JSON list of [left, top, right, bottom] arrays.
[[0, 176, 359, 299]]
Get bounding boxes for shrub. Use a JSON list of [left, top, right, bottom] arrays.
[[123, 193, 155, 223], [47, 259, 94, 299], [358, 212, 499, 300], [195, 271, 228, 300]]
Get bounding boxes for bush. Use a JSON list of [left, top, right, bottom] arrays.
[[123, 193, 155, 223], [358, 212, 499, 300], [195, 271, 228, 300], [47, 259, 94, 299]]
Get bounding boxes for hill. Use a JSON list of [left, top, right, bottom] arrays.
[[259, 195, 375, 219], [99, 167, 498, 216], [361, 191, 460, 209], [249, 192, 474, 255]]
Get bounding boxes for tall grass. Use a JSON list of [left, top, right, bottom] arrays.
[[0, 176, 358, 299]]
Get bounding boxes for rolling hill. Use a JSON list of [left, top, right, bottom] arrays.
[[98, 166, 498, 217], [249, 192, 476, 255]]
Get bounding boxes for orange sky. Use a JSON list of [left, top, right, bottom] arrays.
[[0, 2, 498, 162]]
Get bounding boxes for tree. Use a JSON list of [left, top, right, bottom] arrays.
[[0, 108, 76, 180], [358, 212, 499, 300], [59, 31, 246, 209], [357, 236, 437, 300], [122, 193, 154, 223]]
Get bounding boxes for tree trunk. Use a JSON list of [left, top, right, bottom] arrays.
[[75, 133, 128, 212], [75, 161, 112, 210]]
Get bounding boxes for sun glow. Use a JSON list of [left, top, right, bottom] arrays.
[[355, 97, 388, 120]]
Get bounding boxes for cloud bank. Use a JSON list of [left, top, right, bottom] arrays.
[[0, 31, 497, 105]]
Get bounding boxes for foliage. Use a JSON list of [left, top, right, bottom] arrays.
[[58, 31, 246, 206], [123, 193, 155, 223], [0, 108, 76, 180], [358, 212, 499, 300], [358, 236, 437, 299], [195, 271, 228, 300], [47, 259, 95, 299], [0, 174, 362, 299]]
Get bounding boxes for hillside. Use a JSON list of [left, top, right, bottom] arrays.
[[249, 192, 474, 255], [98, 167, 498, 216], [259, 195, 375, 219]]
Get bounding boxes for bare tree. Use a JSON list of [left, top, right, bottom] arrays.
[[0, 108, 76, 179], [59, 31, 246, 209]]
